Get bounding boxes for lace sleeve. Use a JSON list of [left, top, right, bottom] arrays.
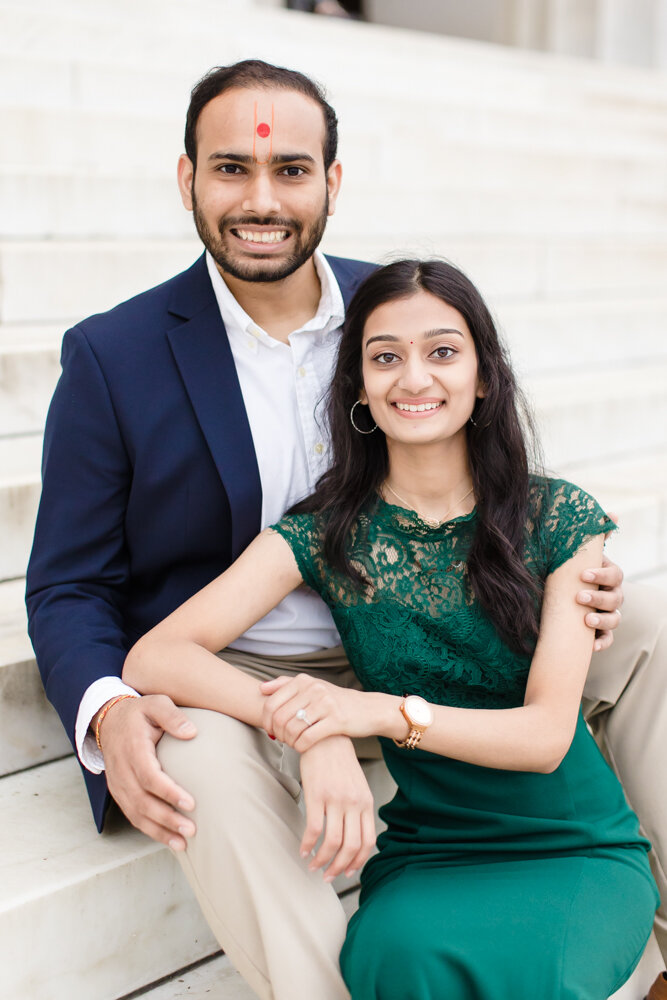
[[540, 478, 616, 576], [270, 514, 324, 594]]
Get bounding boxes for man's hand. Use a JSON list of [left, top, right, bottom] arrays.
[[299, 734, 376, 883], [95, 694, 197, 850], [577, 552, 624, 652]]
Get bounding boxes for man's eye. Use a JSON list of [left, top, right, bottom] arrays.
[[431, 346, 455, 359], [281, 166, 305, 177], [218, 164, 243, 174]]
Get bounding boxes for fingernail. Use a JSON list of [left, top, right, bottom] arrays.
[[301, 850, 309, 858], [345, 869, 358, 878], [579, 592, 592, 603], [178, 825, 194, 838], [169, 838, 185, 852], [324, 874, 335, 883], [582, 571, 595, 582], [268, 733, 276, 741], [178, 797, 194, 811], [588, 615, 600, 627], [179, 721, 196, 733], [594, 641, 602, 651]]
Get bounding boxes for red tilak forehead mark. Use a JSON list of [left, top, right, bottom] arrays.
[[252, 101, 274, 163]]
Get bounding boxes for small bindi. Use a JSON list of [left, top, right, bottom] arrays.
[[256, 122, 271, 138]]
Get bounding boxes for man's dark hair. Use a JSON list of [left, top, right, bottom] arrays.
[[184, 59, 338, 170]]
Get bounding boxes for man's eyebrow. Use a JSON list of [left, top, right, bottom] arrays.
[[207, 151, 316, 165], [365, 328, 464, 347]]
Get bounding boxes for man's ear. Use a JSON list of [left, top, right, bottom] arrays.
[[326, 160, 343, 217], [177, 154, 195, 212]]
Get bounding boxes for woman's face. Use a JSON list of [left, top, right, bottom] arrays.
[[359, 290, 484, 450]]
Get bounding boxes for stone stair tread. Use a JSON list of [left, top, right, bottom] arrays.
[[0, 434, 43, 484], [135, 886, 362, 1000], [135, 955, 258, 1000], [0, 757, 219, 1000], [0, 323, 64, 349]]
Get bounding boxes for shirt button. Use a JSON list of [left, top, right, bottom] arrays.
[[297, 366, 307, 378], [314, 442, 324, 455]]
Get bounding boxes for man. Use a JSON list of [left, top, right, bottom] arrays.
[[26, 60, 666, 1000]]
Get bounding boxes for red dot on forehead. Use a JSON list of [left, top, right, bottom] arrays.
[[256, 122, 271, 138]]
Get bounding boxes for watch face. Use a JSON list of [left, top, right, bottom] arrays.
[[405, 695, 433, 726]]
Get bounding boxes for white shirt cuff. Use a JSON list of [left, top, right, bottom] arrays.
[[76, 677, 140, 773]]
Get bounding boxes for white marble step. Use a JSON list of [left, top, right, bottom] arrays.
[[2, 0, 667, 132], [558, 451, 667, 580], [0, 434, 43, 581], [0, 578, 70, 777], [526, 362, 667, 468], [0, 330, 62, 436], [3, 168, 666, 241], [496, 296, 667, 375], [0, 757, 218, 1000], [3, 237, 667, 327], [0, 751, 379, 1000]]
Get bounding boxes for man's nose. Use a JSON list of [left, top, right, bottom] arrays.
[[241, 172, 281, 216], [398, 355, 434, 394]]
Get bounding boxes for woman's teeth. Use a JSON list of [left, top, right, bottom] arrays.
[[236, 229, 288, 243], [394, 402, 443, 412]]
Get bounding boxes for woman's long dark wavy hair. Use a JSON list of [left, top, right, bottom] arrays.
[[292, 259, 543, 653]]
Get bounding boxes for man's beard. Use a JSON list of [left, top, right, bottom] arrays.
[[192, 190, 329, 284]]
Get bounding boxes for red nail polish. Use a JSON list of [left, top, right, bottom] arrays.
[[268, 733, 276, 740]]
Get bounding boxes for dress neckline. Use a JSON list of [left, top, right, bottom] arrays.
[[373, 494, 478, 538]]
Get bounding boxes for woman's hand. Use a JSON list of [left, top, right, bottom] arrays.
[[260, 673, 397, 752], [299, 735, 376, 880]]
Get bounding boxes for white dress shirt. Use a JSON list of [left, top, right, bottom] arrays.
[[76, 250, 345, 771]]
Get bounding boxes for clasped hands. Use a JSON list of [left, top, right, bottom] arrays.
[[260, 673, 387, 751]]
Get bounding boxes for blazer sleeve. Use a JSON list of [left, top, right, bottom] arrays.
[[26, 325, 133, 749]]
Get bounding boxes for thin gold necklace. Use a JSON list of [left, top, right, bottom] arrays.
[[383, 481, 475, 528]]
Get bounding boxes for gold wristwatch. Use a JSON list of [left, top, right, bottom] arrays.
[[393, 695, 434, 749]]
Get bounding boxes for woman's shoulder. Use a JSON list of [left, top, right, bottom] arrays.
[[526, 474, 615, 573], [527, 475, 609, 522]]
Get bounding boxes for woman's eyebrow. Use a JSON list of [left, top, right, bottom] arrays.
[[365, 328, 464, 348]]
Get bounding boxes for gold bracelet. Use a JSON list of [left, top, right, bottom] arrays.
[[95, 694, 139, 752]]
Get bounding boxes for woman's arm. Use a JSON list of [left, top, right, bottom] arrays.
[[262, 535, 604, 773], [123, 529, 303, 725]]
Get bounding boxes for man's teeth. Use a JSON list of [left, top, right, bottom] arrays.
[[395, 402, 442, 412], [236, 229, 288, 243]]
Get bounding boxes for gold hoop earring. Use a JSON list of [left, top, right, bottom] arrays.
[[350, 400, 377, 435]]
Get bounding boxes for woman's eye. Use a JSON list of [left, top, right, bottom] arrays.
[[374, 352, 399, 364], [431, 346, 455, 359]]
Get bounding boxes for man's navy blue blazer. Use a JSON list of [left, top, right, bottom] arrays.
[[26, 252, 375, 830]]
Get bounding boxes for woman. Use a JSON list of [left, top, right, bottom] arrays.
[[123, 260, 657, 999]]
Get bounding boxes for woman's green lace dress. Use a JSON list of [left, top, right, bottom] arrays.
[[273, 477, 657, 1000]]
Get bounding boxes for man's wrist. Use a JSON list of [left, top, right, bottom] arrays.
[[93, 693, 141, 752]]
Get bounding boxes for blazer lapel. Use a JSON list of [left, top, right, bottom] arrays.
[[166, 258, 262, 558]]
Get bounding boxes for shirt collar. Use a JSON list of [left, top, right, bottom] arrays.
[[205, 250, 345, 350]]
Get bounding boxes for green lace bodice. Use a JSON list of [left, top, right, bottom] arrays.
[[272, 477, 614, 710]]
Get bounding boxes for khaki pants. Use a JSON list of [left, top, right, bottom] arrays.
[[157, 581, 666, 1000]]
